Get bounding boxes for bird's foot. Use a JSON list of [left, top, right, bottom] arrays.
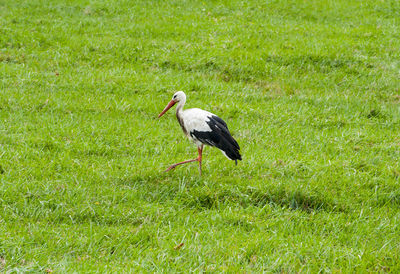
[[165, 165, 177, 172], [164, 158, 199, 172]]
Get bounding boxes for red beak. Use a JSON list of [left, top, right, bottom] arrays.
[[158, 100, 176, 118]]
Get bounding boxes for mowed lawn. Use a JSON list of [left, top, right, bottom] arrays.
[[1, 0, 400, 271]]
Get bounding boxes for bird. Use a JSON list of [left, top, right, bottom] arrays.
[[158, 91, 241, 174]]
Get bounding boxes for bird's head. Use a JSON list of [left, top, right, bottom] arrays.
[[158, 91, 186, 118], [171, 91, 186, 103]]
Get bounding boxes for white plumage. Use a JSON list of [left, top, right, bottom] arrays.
[[180, 108, 213, 144]]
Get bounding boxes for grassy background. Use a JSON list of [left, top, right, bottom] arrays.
[[1, 0, 400, 271]]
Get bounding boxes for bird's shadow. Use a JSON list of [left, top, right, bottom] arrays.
[[115, 173, 347, 214]]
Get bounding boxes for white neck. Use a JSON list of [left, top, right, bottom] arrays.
[[175, 98, 186, 117]]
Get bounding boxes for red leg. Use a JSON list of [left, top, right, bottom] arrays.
[[165, 158, 198, 172], [198, 145, 203, 175], [166, 145, 203, 174]]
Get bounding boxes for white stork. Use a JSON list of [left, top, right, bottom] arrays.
[[158, 91, 241, 174]]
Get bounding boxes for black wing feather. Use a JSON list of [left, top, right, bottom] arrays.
[[190, 115, 241, 162]]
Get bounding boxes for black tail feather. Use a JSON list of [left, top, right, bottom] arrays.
[[219, 136, 241, 162]]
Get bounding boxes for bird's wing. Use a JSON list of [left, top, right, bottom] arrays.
[[184, 110, 241, 160], [204, 115, 240, 151]]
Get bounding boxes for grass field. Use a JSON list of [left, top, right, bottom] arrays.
[[1, 0, 400, 271]]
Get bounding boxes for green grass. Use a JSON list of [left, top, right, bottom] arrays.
[[1, 0, 400, 271]]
